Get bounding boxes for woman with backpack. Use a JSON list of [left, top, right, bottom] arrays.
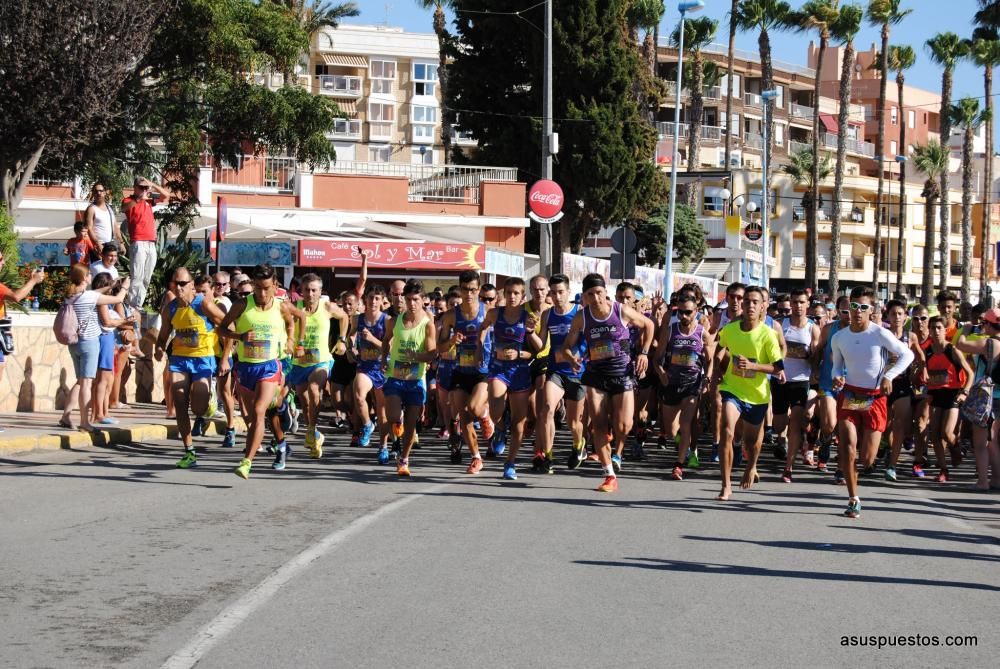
[[924, 316, 974, 483], [956, 308, 1000, 491], [58, 264, 129, 432]]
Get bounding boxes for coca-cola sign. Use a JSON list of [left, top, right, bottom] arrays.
[[528, 179, 564, 223]]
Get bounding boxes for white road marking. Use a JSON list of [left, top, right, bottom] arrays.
[[161, 482, 450, 668]]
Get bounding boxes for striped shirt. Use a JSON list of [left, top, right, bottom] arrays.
[[70, 290, 102, 341]]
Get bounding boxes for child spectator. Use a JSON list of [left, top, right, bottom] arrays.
[[65, 222, 99, 265]]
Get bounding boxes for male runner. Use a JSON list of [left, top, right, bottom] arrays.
[[815, 295, 851, 477], [434, 290, 463, 443], [535, 274, 587, 473], [211, 271, 238, 447], [524, 275, 551, 439], [831, 286, 914, 518], [774, 288, 820, 482], [216, 264, 297, 479], [713, 285, 784, 501], [479, 277, 543, 480], [288, 273, 349, 458], [883, 299, 925, 481], [558, 273, 654, 493], [157, 268, 227, 469], [709, 282, 746, 462], [351, 285, 390, 461], [382, 279, 437, 477]]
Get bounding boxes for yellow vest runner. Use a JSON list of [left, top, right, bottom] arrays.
[[388, 314, 429, 381], [235, 295, 285, 363], [294, 300, 333, 367], [169, 294, 216, 358]]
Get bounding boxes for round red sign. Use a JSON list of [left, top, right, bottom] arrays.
[[528, 180, 564, 220]]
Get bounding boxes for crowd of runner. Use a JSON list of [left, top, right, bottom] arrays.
[[52, 257, 1000, 519]]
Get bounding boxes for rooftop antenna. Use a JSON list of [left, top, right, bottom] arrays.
[[383, 3, 392, 27]]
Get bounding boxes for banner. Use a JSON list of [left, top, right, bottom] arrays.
[[299, 240, 485, 270]]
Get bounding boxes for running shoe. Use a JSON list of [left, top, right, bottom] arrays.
[[176, 449, 198, 469], [481, 415, 495, 440], [466, 456, 483, 475], [449, 442, 463, 464], [596, 475, 618, 493], [310, 430, 324, 459], [397, 460, 411, 477], [531, 452, 546, 473], [391, 422, 404, 440], [772, 440, 788, 461], [192, 416, 205, 437], [671, 464, 684, 481], [438, 427, 451, 440], [912, 464, 926, 478], [884, 467, 897, 482], [567, 445, 585, 470], [235, 458, 252, 479], [902, 437, 914, 452], [657, 433, 668, 450], [936, 469, 949, 483], [489, 432, 507, 458], [844, 498, 861, 519], [803, 449, 816, 467], [221, 428, 236, 449], [834, 469, 846, 486], [378, 446, 391, 465], [686, 448, 700, 469], [611, 454, 622, 474], [544, 453, 554, 475], [287, 402, 300, 435], [359, 421, 375, 448], [781, 469, 792, 484], [272, 441, 288, 470], [265, 438, 277, 455], [816, 459, 828, 472], [502, 462, 517, 481], [710, 444, 720, 464]]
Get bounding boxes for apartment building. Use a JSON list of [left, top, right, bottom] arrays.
[[646, 39, 981, 300]]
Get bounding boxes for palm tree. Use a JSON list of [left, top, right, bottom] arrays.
[[734, 0, 792, 262], [787, 0, 839, 293], [866, 0, 912, 296], [950, 98, 990, 298], [278, 1, 361, 85], [724, 0, 739, 166], [417, 1, 454, 159], [827, 4, 863, 299], [926, 32, 970, 292], [970, 37, 1000, 292], [671, 16, 718, 186], [629, 0, 665, 73], [887, 44, 915, 296], [912, 141, 950, 304], [781, 147, 834, 221]]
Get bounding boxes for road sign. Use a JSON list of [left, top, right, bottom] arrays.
[[611, 227, 637, 254], [744, 221, 763, 242], [611, 252, 635, 280], [528, 179, 564, 224]]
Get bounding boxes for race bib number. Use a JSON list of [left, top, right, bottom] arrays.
[[175, 328, 199, 349], [786, 342, 808, 359], [843, 390, 875, 411], [392, 361, 420, 381], [299, 348, 322, 365], [458, 348, 477, 368], [929, 370, 949, 387], [589, 341, 615, 361], [243, 334, 272, 360], [359, 344, 381, 362], [670, 351, 698, 367]]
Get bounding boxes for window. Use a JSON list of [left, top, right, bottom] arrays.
[[412, 148, 434, 165], [369, 145, 391, 162], [412, 105, 436, 143], [750, 189, 778, 215], [368, 102, 394, 139], [774, 123, 785, 146], [890, 140, 897, 155], [864, 104, 874, 120], [332, 142, 355, 163], [890, 106, 897, 125], [370, 59, 396, 95], [908, 109, 915, 129], [703, 186, 725, 213], [413, 63, 438, 96]]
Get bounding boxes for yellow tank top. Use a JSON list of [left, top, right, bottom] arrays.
[[235, 295, 285, 363], [294, 300, 332, 367], [388, 313, 429, 381], [526, 301, 550, 359], [170, 295, 215, 358]]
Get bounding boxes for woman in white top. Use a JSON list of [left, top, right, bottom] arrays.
[[59, 264, 130, 432], [84, 183, 121, 249]]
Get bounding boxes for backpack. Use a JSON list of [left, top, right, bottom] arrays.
[[961, 339, 995, 428], [54, 293, 82, 345]]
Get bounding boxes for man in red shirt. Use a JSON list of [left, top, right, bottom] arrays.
[[122, 176, 169, 311]]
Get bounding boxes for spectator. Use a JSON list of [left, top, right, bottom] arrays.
[[65, 222, 99, 265], [122, 176, 168, 310], [58, 264, 129, 432], [109, 293, 140, 409], [90, 243, 120, 280], [91, 272, 121, 425], [0, 256, 46, 432], [84, 183, 121, 248]]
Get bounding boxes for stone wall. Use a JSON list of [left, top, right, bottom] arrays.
[[0, 313, 166, 413]]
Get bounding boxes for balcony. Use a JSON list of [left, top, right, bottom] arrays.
[[788, 139, 810, 155], [657, 122, 689, 138], [703, 85, 722, 100], [700, 125, 723, 141], [702, 217, 727, 240], [664, 81, 678, 98], [318, 74, 362, 97], [789, 102, 814, 120], [329, 118, 361, 140], [743, 132, 764, 150], [204, 154, 298, 194], [822, 132, 875, 157], [326, 161, 518, 204], [745, 92, 762, 107]]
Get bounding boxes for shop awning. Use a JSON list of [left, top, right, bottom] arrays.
[[322, 54, 368, 68], [819, 113, 838, 133]]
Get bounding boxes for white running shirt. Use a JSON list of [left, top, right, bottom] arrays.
[[830, 321, 913, 390]]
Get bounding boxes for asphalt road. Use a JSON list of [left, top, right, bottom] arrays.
[[1, 428, 997, 668]]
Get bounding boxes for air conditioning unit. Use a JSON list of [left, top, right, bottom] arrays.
[[717, 147, 727, 168], [729, 150, 742, 168]]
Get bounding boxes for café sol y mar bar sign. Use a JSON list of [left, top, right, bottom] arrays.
[[298, 240, 486, 271]]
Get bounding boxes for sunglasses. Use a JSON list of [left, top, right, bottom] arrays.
[[850, 302, 872, 312], [839, 309, 851, 316], [776, 309, 792, 316], [175, 280, 192, 288], [912, 315, 929, 321], [677, 309, 695, 316], [482, 296, 496, 302], [213, 281, 229, 287]]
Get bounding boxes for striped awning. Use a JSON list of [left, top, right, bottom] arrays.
[[322, 54, 368, 68], [333, 100, 357, 117]]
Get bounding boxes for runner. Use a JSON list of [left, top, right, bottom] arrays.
[[382, 279, 437, 476], [557, 273, 654, 493], [216, 264, 297, 479], [350, 284, 391, 461], [524, 275, 551, 441], [936, 291, 962, 341], [923, 316, 973, 483], [830, 286, 914, 518], [434, 289, 463, 444], [156, 268, 227, 469], [774, 288, 820, 482], [712, 285, 784, 501], [535, 274, 587, 473], [815, 295, 851, 477], [955, 309, 1000, 490], [479, 277, 542, 480], [655, 292, 714, 480], [709, 282, 746, 462], [882, 299, 925, 482], [288, 273, 349, 459], [211, 272, 237, 448], [437, 271, 494, 472], [909, 304, 933, 477]]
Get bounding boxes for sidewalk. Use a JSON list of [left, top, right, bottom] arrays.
[[0, 403, 241, 455]]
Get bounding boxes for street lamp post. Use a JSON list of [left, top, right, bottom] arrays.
[[745, 200, 759, 283], [760, 89, 779, 288], [663, 0, 705, 297], [540, 0, 554, 276]]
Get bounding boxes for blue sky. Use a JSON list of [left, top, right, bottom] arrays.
[[349, 1, 987, 100]]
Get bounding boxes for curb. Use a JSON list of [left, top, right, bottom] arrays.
[[0, 418, 246, 456]]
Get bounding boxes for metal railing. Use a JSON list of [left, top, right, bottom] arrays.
[[789, 102, 814, 119], [822, 132, 875, 157], [318, 74, 362, 97], [788, 140, 810, 155], [326, 161, 518, 204], [744, 92, 762, 107], [700, 125, 723, 141], [743, 132, 763, 150], [27, 175, 73, 187], [657, 122, 689, 138], [204, 155, 298, 193], [702, 218, 727, 240], [703, 86, 722, 100]]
